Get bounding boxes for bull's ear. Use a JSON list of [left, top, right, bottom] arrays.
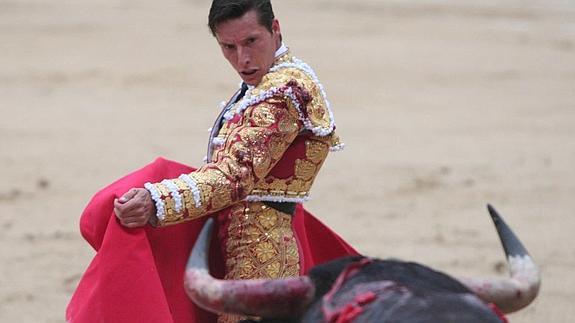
[[184, 218, 316, 318], [460, 205, 540, 314], [307, 255, 365, 296]]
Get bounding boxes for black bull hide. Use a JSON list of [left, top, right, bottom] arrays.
[[185, 205, 540, 322], [242, 257, 504, 323]]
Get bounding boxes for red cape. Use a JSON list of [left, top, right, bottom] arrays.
[[66, 157, 358, 323]]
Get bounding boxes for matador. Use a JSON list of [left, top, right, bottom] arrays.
[[67, 1, 356, 323]]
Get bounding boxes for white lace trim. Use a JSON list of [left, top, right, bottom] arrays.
[[161, 180, 183, 213], [269, 57, 336, 136], [144, 182, 166, 221], [330, 142, 346, 152], [212, 137, 225, 146], [223, 58, 336, 137], [179, 174, 202, 208], [245, 195, 310, 204]]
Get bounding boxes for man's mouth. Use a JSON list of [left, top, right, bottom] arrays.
[[241, 69, 258, 76]]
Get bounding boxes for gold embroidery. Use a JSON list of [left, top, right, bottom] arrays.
[[295, 159, 317, 181], [306, 139, 329, 164], [172, 179, 188, 191], [265, 261, 281, 277], [257, 208, 278, 229], [278, 116, 299, 134], [239, 127, 269, 145], [236, 258, 256, 277], [251, 105, 276, 127], [197, 182, 213, 209], [253, 155, 272, 179], [330, 132, 342, 148], [308, 98, 329, 127], [181, 190, 194, 213], [212, 187, 232, 210], [223, 202, 300, 281], [155, 183, 170, 197], [286, 179, 307, 192], [265, 179, 288, 192], [254, 241, 276, 263], [269, 135, 286, 160], [148, 53, 338, 227], [214, 158, 244, 180], [164, 196, 175, 216], [256, 53, 333, 133], [230, 141, 251, 163]]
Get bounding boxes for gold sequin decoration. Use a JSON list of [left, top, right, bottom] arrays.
[[252, 149, 272, 179], [211, 188, 232, 210], [286, 179, 307, 192], [230, 141, 251, 162], [269, 135, 287, 160], [148, 52, 338, 229], [251, 105, 276, 127], [257, 208, 278, 229], [239, 127, 269, 145], [306, 139, 329, 164], [223, 202, 300, 282], [214, 52, 335, 323], [295, 159, 317, 181], [330, 133, 343, 148], [278, 116, 299, 134]]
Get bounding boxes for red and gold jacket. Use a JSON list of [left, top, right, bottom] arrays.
[[67, 49, 357, 323], [144, 50, 343, 227]]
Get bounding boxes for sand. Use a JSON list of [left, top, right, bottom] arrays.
[[1, 0, 574, 322]]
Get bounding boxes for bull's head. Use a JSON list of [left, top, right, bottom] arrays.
[[184, 205, 540, 319]]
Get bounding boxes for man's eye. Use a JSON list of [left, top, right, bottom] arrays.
[[223, 44, 235, 50], [246, 38, 256, 45]]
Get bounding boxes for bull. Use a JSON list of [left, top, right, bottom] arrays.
[[184, 205, 540, 322]]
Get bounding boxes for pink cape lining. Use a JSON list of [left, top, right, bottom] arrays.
[[66, 157, 358, 323]]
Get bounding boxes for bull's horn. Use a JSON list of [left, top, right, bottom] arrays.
[[461, 205, 541, 313], [184, 218, 316, 318]]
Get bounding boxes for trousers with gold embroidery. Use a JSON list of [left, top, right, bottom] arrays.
[[216, 201, 301, 323]]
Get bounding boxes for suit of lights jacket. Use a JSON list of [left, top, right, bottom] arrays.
[[144, 50, 344, 282]]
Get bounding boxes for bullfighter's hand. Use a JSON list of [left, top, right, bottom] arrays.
[[114, 188, 156, 228]]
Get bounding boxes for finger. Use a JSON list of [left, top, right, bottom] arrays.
[[119, 191, 152, 215], [114, 200, 131, 219], [133, 189, 151, 203], [113, 200, 124, 219], [117, 198, 140, 214], [114, 198, 123, 210], [119, 188, 138, 203]]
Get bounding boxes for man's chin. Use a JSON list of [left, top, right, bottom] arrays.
[[240, 73, 262, 86]]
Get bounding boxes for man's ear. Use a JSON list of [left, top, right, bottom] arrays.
[[272, 19, 280, 35], [271, 19, 281, 43]]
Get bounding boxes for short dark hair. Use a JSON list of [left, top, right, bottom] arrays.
[[208, 0, 275, 36]]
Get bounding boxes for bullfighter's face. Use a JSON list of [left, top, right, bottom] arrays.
[[214, 10, 281, 86]]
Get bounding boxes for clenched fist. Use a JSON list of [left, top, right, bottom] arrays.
[[114, 188, 156, 228]]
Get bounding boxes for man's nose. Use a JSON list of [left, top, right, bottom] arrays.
[[237, 46, 251, 66]]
